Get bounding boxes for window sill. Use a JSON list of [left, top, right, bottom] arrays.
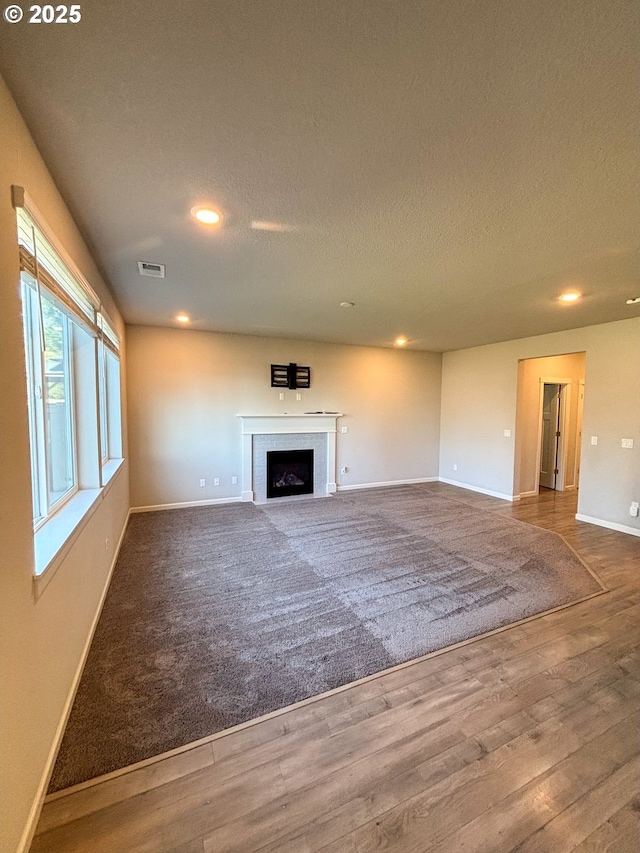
[[102, 457, 123, 487], [33, 458, 125, 598]]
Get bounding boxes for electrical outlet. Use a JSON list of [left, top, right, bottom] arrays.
[[296, 392, 301, 401], [591, 436, 598, 445], [199, 478, 206, 487], [213, 477, 220, 486], [341, 426, 348, 434], [630, 502, 639, 518], [279, 392, 285, 400], [453, 463, 457, 471], [503, 429, 511, 438], [231, 476, 238, 485], [340, 466, 348, 475], [104, 538, 109, 552]]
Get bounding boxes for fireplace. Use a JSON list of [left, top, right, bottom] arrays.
[[238, 414, 341, 503], [267, 449, 314, 499]]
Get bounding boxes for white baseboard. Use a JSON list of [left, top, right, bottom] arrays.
[[135, 484, 437, 507], [438, 477, 519, 502], [131, 496, 243, 513], [337, 477, 439, 492], [18, 509, 131, 853], [575, 514, 640, 538]]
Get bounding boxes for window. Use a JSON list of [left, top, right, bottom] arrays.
[[97, 312, 122, 468], [21, 281, 78, 524], [13, 186, 123, 573], [98, 338, 108, 464]]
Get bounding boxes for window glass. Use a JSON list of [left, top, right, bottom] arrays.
[[98, 340, 108, 462], [21, 281, 44, 523], [42, 296, 75, 506], [104, 347, 122, 465]]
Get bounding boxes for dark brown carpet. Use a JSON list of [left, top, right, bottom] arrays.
[[50, 485, 605, 792]]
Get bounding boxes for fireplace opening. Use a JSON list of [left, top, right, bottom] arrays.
[[267, 449, 314, 499]]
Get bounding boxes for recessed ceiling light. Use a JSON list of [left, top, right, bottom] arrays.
[[175, 313, 190, 323], [340, 301, 355, 308], [626, 296, 640, 305], [191, 207, 222, 226], [395, 337, 407, 346], [559, 292, 581, 303]]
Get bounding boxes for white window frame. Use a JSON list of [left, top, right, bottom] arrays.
[[97, 316, 122, 480], [22, 280, 46, 523], [21, 280, 80, 527], [98, 338, 109, 465], [14, 186, 124, 584]]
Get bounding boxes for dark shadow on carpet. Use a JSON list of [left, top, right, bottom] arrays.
[[49, 485, 605, 791]]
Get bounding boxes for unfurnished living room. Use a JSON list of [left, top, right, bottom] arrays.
[[0, 2, 639, 852]]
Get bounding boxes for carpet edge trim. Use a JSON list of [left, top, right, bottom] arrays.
[[44, 582, 609, 803], [420, 486, 608, 593], [546, 528, 608, 592]]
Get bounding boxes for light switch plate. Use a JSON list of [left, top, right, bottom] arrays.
[[621, 438, 634, 449], [591, 436, 598, 445]]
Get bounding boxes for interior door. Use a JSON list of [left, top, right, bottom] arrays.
[[540, 384, 561, 489]]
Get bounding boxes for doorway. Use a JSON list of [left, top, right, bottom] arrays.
[[514, 352, 586, 498], [539, 383, 563, 490]]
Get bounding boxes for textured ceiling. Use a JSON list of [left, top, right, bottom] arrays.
[[1, 0, 638, 351]]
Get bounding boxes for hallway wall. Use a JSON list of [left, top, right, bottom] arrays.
[[440, 319, 640, 534]]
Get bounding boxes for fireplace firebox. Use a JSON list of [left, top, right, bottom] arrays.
[[266, 449, 314, 499]]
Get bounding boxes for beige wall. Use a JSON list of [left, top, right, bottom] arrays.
[[516, 352, 586, 495], [440, 319, 640, 532], [0, 77, 129, 853], [127, 325, 442, 508]]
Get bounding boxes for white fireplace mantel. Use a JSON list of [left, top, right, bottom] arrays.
[[238, 413, 342, 503]]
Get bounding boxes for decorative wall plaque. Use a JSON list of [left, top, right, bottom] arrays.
[[271, 362, 311, 390]]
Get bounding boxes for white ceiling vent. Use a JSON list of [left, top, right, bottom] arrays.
[[137, 261, 165, 278]]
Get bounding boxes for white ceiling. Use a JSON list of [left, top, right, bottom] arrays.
[[1, 0, 638, 351]]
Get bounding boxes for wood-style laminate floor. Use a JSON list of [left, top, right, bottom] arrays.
[[30, 485, 640, 853]]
